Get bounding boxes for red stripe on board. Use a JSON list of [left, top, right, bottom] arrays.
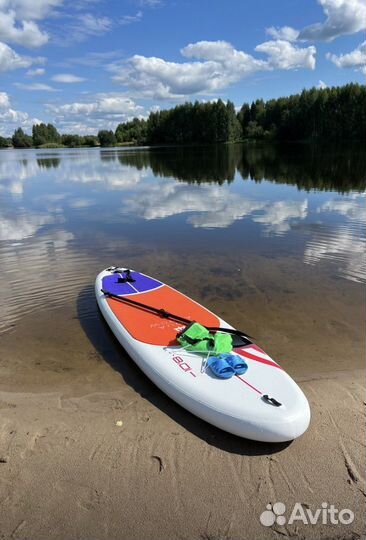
[[236, 375, 262, 395], [236, 349, 283, 370], [249, 344, 268, 355]]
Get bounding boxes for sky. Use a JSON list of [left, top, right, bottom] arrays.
[[0, 0, 365, 136]]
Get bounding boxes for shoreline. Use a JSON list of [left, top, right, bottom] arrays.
[[0, 367, 364, 539]]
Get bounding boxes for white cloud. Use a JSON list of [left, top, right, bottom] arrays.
[[14, 82, 57, 91], [26, 67, 45, 76], [0, 91, 42, 135], [51, 119, 106, 134], [0, 1, 64, 51], [122, 180, 267, 227], [0, 153, 56, 195], [58, 13, 112, 44], [299, 0, 366, 42], [0, 178, 25, 195], [0, 40, 32, 71], [267, 0, 366, 45], [252, 200, 308, 234], [110, 39, 315, 99], [52, 73, 86, 83], [76, 13, 112, 34], [138, 0, 162, 6], [0, 212, 54, 241], [71, 167, 147, 189], [326, 41, 366, 74], [71, 0, 103, 9], [0, 150, 148, 193], [0, 107, 27, 123], [0, 0, 64, 20], [68, 197, 96, 208], [97, 95, 143, 114], [119, 177, 309, 233], [0, 10, 48, 47], [188, 198, 266, 229], [120, 10, 143, 25], [319, 196, 366, 223], [0, 1, 117, 50], [182, 40, 256, 64], [50, 102, 95, 115], [46, 93, 144, 133], [48, 94, 142, 116], [66, 49, 123, 67], [31, 153, 147, 186], [255, 40, 316, 70], [266, 26, 299, 42], [318, 79, 327, 89], [0, 107, 42, 135], [0, 91, 10, 108]]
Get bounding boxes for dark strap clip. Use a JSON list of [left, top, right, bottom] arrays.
[[262, 394, 282, 407], [116, 269, 136, 283]]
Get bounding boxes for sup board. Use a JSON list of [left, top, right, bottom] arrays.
[[95, 267, 310, 442]]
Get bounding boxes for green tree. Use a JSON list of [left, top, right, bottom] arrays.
[[0, 136, 12, 148], [12, 128, 33, 148], [98, 130, 117, 146], [238, 83, 366, 142], [61, 134, 82, 147], [144, 100, 242, 145], [238, 103, 250, 136], [32, 123, 61, 146], [115, 118, 147, 144], [83, 135, 99, 147], [246, 121, 264, 139], [226, 100, 242, 140]]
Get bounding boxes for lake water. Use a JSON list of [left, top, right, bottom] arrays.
[[0, 143, 365, 389]]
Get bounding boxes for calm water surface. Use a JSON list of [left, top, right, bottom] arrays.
[[0, 144, 364, 381]]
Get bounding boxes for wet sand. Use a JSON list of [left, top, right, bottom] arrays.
[[0, 254, 365, 540]]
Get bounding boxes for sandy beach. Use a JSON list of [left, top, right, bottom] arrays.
[[0, 279, 364, 540]]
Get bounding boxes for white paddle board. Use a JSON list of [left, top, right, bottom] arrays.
[[95, 267, 310, 442]]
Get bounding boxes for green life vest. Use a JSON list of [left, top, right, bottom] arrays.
[[177, 322, 233, 354]]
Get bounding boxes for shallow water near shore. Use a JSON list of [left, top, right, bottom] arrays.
[[0, 143, 365, 390]]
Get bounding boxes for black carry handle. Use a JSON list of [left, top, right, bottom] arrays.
[[262, 394, 282, 407], [101, 289, 253, 344]]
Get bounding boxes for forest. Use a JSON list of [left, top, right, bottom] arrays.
[[0, 83, 364, 149]]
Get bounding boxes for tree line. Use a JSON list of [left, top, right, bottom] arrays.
[[114, 83, 365, 144], [0, 83, 364, 149], [0, 124, 99, 149]]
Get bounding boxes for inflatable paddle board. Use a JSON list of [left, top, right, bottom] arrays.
[[95, 267, 310, 442]]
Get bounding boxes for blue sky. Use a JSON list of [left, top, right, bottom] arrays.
[[0, 0, 365, 136]]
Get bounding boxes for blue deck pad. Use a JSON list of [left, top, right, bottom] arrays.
[[102, 271, 163, 296]]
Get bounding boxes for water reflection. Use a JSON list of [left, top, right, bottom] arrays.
[[304, 194, 366, 283], [37, 158, 61, 169], [118, 144, 366, 191], [0, 144, 365, 333], [0, 211, 55, 241]]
